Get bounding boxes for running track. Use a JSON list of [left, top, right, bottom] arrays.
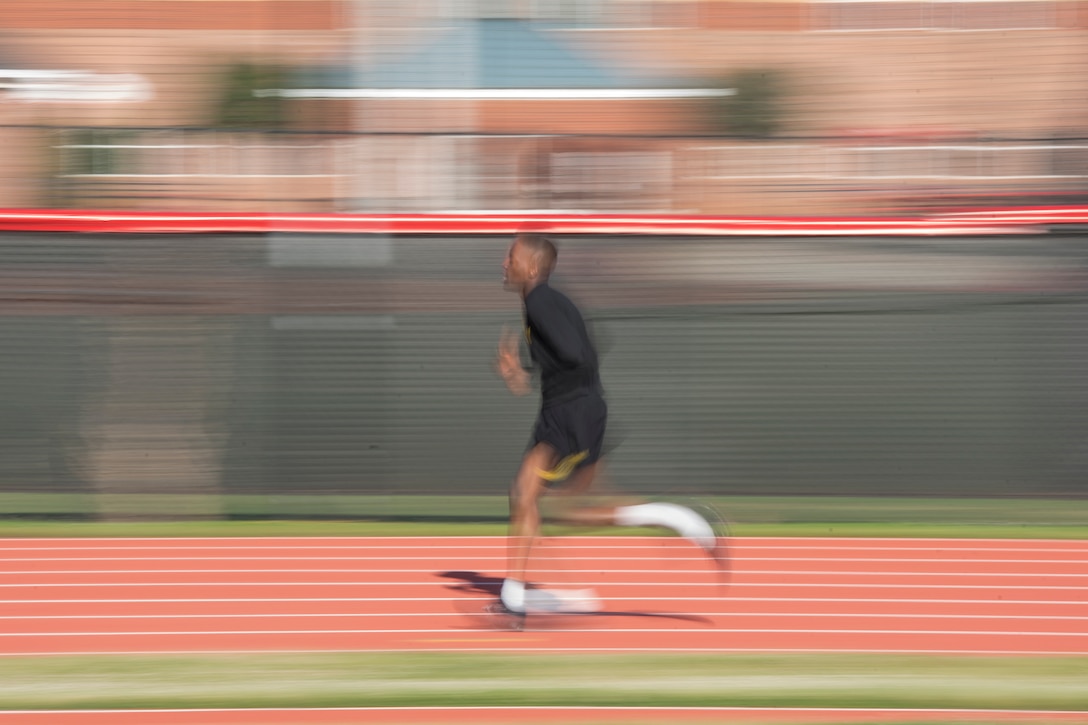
[[2, 536, 1087, 724]]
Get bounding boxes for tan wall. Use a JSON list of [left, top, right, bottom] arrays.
[[1, 29, 353, 127], [695, 0, 1088, 31], [4, 4, 1086, 137], [0, 0, 348, 31], [355, 25, 1088, 139], [478, 99, 712, 135], [0, 128, 51, 208], [589, 28, 1088, 136], [699, 1, 810, 31], [358, 99, 712, 135]]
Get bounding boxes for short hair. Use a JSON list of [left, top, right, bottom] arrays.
[[516, 233, 558, 278]]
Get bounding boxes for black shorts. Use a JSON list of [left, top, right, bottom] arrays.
[[530, 391, 607, 483]]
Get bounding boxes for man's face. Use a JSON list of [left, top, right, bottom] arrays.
[[502, 239, 535, 293]]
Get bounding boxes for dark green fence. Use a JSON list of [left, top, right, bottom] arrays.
[[1, 231, 1085, 518]]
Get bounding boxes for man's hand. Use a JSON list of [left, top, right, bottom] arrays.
[[496, 325, 531, 396]]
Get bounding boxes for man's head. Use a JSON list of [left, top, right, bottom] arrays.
[[503, 233, 557, 295]]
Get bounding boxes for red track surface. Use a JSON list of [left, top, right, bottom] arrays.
[[1, 536, 1087, 723]]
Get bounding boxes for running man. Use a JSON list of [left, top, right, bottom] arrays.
[[495, 232, 724, 615]]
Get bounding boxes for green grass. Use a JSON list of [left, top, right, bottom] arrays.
[[0, 653, 1085, 711], [1, 494, 1087, 539], [1, 519, 1086, 540]]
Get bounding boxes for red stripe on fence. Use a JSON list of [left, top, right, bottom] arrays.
[[0, 209, 1057, 236]]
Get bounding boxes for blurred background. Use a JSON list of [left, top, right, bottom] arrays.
[[0, 1, 1085, 521], [4, 0, 1088, 214]]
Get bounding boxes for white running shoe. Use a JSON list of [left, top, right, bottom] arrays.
[[686, 501, 731, 589], [524, 587, 602, 614]]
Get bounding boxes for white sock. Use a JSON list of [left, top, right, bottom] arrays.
[[500, 578, 526, 613], [614, 503, 716, 550]]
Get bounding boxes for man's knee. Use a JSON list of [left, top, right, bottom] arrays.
[[510, 447, 552, 516], [512, 474, 543, 514]]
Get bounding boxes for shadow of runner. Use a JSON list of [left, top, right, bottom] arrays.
[[437, 570, 504, 597], [438, 570, 714, 628]]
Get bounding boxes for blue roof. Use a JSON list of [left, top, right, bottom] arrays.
[[358, 19, 659, 90]]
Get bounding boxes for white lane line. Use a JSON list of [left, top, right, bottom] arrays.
[[3, 555, 1086, 564], [1, 597, 454, 604], [3, 596, 1088, 604], [2, 547, 1085, 558], [2, 646, 1084, 656], [3, 568, 1086, 577], [4, 535, 1083, 548], [0, 574, 1083, 587], [4, 612, 1088, 621], [3, 537, 1086, 549], [3, 628, 1087, 637]]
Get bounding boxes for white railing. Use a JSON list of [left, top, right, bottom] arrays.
[[59, 131, 340, 178], [53, 131, 1088, 212], [688, 142, 1088, 181]]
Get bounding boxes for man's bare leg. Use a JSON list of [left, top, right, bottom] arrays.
[[502, 451, 722, 613], [544, 463, 637, 527], [546, 464, 715, 550], [501, 444, 554, 612]]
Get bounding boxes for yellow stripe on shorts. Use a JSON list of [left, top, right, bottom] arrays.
[[537, 450, 589, 482]]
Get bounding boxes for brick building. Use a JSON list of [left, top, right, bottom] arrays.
[[1, 0, 1086, 212]]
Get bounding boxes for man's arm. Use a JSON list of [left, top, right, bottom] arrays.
[[496, 326, 531, 396]]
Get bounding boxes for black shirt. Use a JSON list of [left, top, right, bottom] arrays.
[[523, 282, 601, 405]]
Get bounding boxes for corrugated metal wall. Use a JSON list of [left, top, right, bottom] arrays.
[[2, 231, 1085, 513]]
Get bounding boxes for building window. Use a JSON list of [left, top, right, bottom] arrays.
[[531, 0, 603, 26], [533, 0, 699, 28], [361, 0, 697, 28]]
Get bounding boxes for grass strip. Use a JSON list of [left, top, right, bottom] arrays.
[[2, 494, 1088, 539], [6, 493, 1088, 523], [0, 653, 1086, 712]]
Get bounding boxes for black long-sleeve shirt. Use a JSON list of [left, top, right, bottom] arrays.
[[523, 282, 601, 405]]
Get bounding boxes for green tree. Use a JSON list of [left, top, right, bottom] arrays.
[[212, 62, 289, 129], [709, 68, 788, 138]]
